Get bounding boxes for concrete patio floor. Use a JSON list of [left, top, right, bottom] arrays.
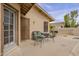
[[5, 35, 79, 56]]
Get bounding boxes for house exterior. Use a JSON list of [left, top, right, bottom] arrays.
[[0, 3, 53, 55], [50, 22, 64, 31], [25, 4, 53, 39]]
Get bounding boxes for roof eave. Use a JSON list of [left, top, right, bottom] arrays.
[[34, 4, 54, 22]]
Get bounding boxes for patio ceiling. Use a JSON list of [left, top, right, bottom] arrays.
[[19, 3, 34, 15]]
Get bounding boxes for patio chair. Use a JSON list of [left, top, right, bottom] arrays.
[[49, 31, 57, 42], [43, 32, 50, 42], [32, 31, 45, 47]]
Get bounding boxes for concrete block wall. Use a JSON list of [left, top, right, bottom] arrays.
[[58, 28, 79, 36]]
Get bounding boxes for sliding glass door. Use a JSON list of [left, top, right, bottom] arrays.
[[4, 7, 16, 51]]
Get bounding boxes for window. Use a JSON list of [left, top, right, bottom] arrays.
[[44, 22, 48, 32]]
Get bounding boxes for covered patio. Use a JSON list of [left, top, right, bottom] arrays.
[[4, 35, 79, 56]]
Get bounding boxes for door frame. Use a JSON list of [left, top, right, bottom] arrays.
[[1, 4, 18, 55], [4, 6, 16, 52]]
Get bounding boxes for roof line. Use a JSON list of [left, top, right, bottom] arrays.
[[34, 4, 55, 21]]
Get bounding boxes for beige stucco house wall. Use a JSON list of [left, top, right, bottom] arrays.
[[0, 3, 53, 55], [25, 5, 52, 39]]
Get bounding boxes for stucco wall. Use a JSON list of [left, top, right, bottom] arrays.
[[50, 22, 64, 31], [53, 23, 64, 28], [26, 5, 50, 39]]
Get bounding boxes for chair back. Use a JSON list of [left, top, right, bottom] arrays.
[[32, 31, 42, 40]]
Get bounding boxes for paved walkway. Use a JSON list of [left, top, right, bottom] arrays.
[[5, 35, 79, 56]]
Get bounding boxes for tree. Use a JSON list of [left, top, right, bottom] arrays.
[[70, 20, 76, 27], [64, 14, 70, 27], [64, 10, 78, 28], [70, 10, 78, 27], [71, 10, 78, 19]]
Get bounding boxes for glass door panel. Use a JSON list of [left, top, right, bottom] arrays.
[[4, 7, 16, 51]]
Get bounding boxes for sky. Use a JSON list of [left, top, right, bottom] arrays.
[[38, 3, 79, 23]]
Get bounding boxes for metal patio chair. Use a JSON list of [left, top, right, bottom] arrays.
[[49, 31, 58, 42], [32, 31, 45, 47]]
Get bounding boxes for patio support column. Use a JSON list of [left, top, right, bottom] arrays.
[[0, 3, 1, 56], [18, 8, 21, 45]]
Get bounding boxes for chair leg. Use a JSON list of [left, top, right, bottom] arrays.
[[33, 41, 39, 46], [42, 38, 44, 44], [40, 42, 42, 48], [33, 41, 37, 46], [52, 37, 55, 42], [47, 38, 49, 42], [39, 40, 43, 48], [33, 41, 36, 46]]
